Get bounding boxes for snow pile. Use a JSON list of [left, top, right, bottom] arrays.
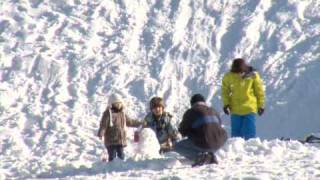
[[126, 128, 161, 160]]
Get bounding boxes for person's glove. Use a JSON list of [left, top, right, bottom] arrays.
[[223, 105, 230, 115], [258, 108, 264, 116]]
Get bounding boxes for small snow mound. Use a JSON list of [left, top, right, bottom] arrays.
[[129, 128, 161, 160]]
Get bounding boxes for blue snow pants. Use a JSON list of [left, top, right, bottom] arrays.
[[231, 113, 256, 140]]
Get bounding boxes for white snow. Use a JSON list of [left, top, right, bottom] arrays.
[[0, 0, 320, 179], [31, 138, 320, 179], [126, 128, 161, 160]]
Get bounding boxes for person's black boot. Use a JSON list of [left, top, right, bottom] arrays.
[[209, 152, 218, 164], [192, 152, 218, 167], [192, 153, 207, 167]]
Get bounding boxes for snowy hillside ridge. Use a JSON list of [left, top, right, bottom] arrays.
[[0, 0, 319, 179], [1, 0, 320, 138]]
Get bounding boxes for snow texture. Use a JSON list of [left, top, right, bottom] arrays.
[[0, 0, 320, 179]]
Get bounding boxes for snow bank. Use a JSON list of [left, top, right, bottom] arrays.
[[40, 138, 320, 179]]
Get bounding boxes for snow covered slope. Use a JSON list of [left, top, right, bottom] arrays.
[[0, 0, 320, 179]]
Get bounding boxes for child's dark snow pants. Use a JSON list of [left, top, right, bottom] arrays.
[[107, 145, 125, 161]]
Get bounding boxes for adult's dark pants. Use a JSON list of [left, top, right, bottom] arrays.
[[173, 138, 217, 161]]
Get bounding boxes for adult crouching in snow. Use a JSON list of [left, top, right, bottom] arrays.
[[175, 94, 227, 167], [222, 58, 265, 140], [142, 97, 179, 153], [97, 93, 142, 162]]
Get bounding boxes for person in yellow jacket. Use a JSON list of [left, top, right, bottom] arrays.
[[222, 58, 265, 139]]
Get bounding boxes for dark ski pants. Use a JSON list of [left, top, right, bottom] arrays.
[[107, 145, 125, 161], [174, 139, 216, 161], [231, 113, 256, 140]]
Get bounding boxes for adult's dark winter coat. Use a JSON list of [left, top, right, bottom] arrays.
[[179, 103, 227, 150]]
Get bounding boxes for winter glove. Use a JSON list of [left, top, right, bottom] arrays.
[[258, 108, 264, 116], [223, 105, 230, 115]]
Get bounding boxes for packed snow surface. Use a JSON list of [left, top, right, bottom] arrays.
[[0, 0, 320, 179]]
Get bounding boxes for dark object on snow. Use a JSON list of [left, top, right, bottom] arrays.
[[280, 137, 304, 143], [190, 94, 206, 106], [305, 135, 320, 143], [280, 134, 320, 144], [192, 152, 218, 167]]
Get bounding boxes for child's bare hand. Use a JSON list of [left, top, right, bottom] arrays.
[[98, 136, 103, 140]]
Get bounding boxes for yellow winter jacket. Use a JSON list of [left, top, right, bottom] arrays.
[[222, 72, 265, 115]]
